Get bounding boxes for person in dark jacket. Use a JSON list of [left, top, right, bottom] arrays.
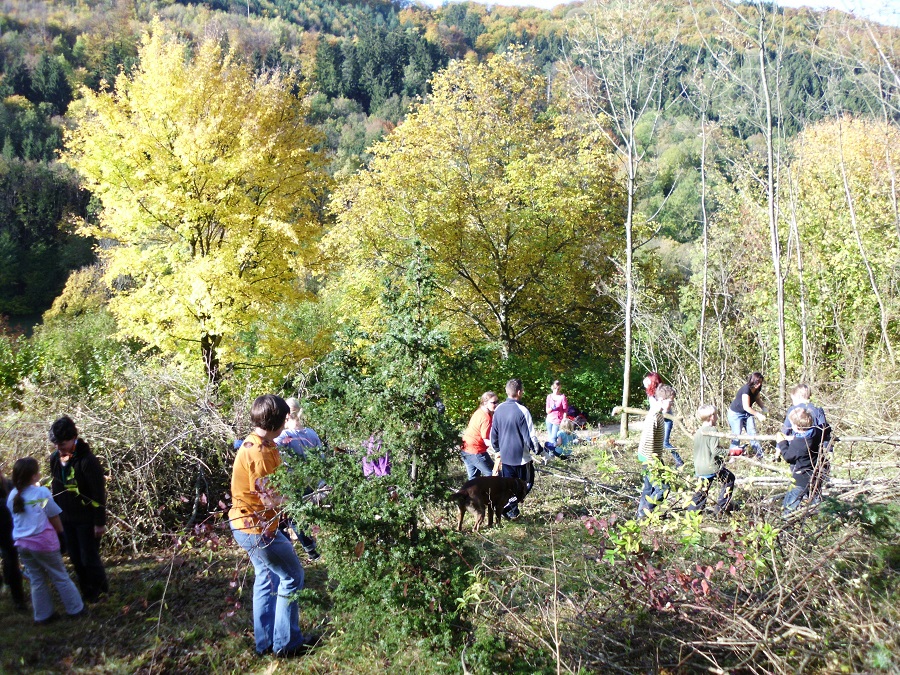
[[49, 416, 109, 602], [0, 468, 26, 610], [777, 408, 824, 517], [782, 383, 831, 447], [489, 378, 539, 520]]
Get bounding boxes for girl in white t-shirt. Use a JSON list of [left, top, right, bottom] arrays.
[[7, 457, 84, 624]]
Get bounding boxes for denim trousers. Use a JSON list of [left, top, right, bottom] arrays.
[[636, 472, 669, 519], [232, 527, 306, 654], [62, 520, 108, 601], [546, 421, 560, 446], [726, 409, 762, 454], [19, 547, 84, 621], [663, 417, 674, 448], [460, 451, 494, 480], [783, 465, 818, 515]]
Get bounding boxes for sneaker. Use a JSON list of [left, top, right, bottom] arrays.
[[275, 634, 321, 658], [304, 547, 321, 561], [68, 607, 89, 620], [505, 506, 521, 520], [34, 612, 60, 626]]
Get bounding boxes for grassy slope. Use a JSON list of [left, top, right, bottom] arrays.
[[1, 428, 897, 673]]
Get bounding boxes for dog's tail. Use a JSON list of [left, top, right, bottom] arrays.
[[448, 490, 468, 507]]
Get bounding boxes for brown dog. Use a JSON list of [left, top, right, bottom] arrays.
[[449, 476, 527, 532]]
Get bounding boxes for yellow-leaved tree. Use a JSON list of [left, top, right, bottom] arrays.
[[63, 24, 329, 382], [327, 50, 622, 358], [787, 116, 900, 373]]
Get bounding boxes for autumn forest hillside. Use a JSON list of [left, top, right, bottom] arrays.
[[1, 0, 900, 672]]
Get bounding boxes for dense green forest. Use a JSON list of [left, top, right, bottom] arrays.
[[1, 0, 900, 672]]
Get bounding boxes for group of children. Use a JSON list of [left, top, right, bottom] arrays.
[[0, 416, 108, 625], [636, 381, 831, 520]]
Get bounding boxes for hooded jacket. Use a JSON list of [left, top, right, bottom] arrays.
[[49, 438, 107, 527]]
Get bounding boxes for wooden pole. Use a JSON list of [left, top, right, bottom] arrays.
[[611, 406, 900, 444]]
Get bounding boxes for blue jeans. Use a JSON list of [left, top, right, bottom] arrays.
[[461, 451, 494, 480], [663, 417, 674, 448], [19, 547, 84, 622], [783, 464, 818, 516], [546, 421, 560, 446], [726, 409, 762, 455], [232, 527, 307, 654], [636, 471, 669, 519]]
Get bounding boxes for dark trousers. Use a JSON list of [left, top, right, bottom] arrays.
[[687, 465, 735, 513], [63, 521, 108, 601], [0, 535, 25, 607], [500, 461, 535, 516]]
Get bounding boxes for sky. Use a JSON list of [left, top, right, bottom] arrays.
[[439, 0, 900, 27]]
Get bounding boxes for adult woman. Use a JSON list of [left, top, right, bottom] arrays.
[[727, 372, 767, 459], [461, 392, 499, 479], [643, 372, 684, 467], [230, 394, 317, 656], [545, 381, 568, 450]]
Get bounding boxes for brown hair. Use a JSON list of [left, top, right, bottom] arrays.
[[747, 372, 764, 391], [655, 384, 675, 401], [250, 394, 290, 432], [11, 457, 40, 514], [790, 383, 810, 399], [480, 391, 497, 406], [505, 378, 523, 398], [788, 407, 813, 431]]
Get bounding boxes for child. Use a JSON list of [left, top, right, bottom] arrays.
[[643, 372, 684, 467], [6, 457, 84, 624], [552, 418, 577, 458], [778, 408, 824, 516], [635, 384, 676, 519], [686, 405, 735, 515], [274, 401, 322, 561], [276, 399, 324, 460]]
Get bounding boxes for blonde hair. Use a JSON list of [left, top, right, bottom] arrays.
[[696, 404, 717, 422], [480, 391, 497, 406], [559, 418, 575, 433], [790, 383, 811, 399]]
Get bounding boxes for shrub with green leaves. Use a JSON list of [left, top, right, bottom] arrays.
[[276, 249, 470, 648], [438, 347, 627, 425]]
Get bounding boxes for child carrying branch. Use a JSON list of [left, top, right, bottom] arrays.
[[635, 384, 676, 519], [686, 405, 735, 515]]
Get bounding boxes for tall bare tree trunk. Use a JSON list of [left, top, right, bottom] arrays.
[[620, 161, 635, 438], [698, 111, 710, 404], [758, 37, 787, 404]]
